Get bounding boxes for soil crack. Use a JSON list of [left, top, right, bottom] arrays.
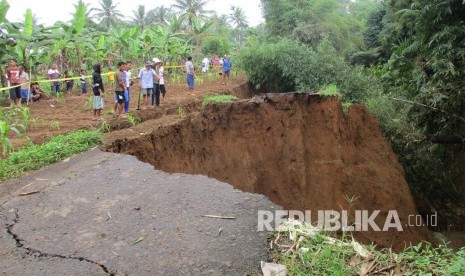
[[4, 208, 115, 276]]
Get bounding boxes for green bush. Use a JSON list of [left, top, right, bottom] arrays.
[[238, 38, 379, 102], [201, 36, 232, 56]]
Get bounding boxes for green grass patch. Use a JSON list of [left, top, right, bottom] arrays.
[[202, 94, 238, 110], [318, 84, 342, 98], [273, 220, 465, 275], [0, 130, 103, 181]]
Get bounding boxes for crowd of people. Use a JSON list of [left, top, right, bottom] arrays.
[[3, 54, 233, 120]]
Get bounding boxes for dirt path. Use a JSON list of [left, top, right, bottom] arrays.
[[4, 72, 249, 148], [0, 149, 277, 275]]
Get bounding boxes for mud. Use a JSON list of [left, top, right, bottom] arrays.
[[106, 93, 434, 251]]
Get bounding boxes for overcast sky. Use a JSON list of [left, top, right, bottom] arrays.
[[6, 0, 264, 26]]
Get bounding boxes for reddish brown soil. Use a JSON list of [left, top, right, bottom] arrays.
[[105, 93, 433, 251], [2, 73, 248, 149]]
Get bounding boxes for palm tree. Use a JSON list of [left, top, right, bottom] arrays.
[[171, 0, 212, 30], [153, 5, 172, 26], [93, 0, 124, 31], [130, 5, 154, 31], [228, 6, 247, 28], [32, 14, 40, 27], [228, 6, 248, 49], [210, 13, 231, 35]]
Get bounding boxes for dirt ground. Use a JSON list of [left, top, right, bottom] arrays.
[[105, 93, 434, 251], [3, 71, 248, 148]]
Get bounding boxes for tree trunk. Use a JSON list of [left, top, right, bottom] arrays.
[[0, 66, 6, 87], [76, 44, 83, 70]]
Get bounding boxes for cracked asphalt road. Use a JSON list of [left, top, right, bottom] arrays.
[[0, 149, 278, 275]]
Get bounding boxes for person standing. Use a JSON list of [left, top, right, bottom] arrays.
[[222, 55, 233, 85], [80, 69, 87, 95], [185, 56, 195, 91], [64, 70, 74, 96], [6, 59, 22, 108], [19, 65, 30, 103], [151, 58, 161, 107], [138, 62, 155, 109], [124, 62, 132, 113], [114, 63, 127, 113], [47, 63, 61, 95], [159, 62, 167, 99], [114, 61, 126, 117], [92, 64, 105, 121]]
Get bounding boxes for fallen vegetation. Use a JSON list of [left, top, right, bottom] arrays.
[[272, 220, 465, 275]]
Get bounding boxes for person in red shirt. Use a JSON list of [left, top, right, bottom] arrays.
[[5, 59, 22, 108]]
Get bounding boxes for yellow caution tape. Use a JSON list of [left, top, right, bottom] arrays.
[[0, 66, 226, 92], [0, 73, 115, 92]]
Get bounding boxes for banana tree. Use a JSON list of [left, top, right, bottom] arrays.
[[191, 19, 214, 57], [0, 0, 17, 85], [47, 2, 98, 71], [153, 25, 188, 64], [15, 9, 33, 66]]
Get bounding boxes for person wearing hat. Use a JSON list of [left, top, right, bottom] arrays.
[[151, 57, 161, 107], [138, 62, 155, 109]]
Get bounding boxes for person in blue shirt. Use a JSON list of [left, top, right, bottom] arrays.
[[222, 55, 233, 85]]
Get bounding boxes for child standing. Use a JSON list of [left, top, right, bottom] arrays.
[[92, 64, 105, 120], [80, 69, 87, 95], [64, 70, 74, 96]]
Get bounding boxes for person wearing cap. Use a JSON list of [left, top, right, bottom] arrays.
[[138, 62, 155, 109], [151, 57, 161, 107]]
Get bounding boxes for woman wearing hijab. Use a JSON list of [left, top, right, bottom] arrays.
[[92, 64, 105, 120]]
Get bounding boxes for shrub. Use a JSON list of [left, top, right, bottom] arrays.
[[0, 130, 102, 181], [238, 38, 379, 102]]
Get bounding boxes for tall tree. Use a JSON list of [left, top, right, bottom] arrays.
[[130, 5, 154, 31], [153, 5, 171, 26], [93, 0, 124, 30], [228, 6, 248, 49], [73, 0, 95, 18], [171, 0, 212, 30], [72, 0, 98, 29], [228, 6, 247, 28]]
